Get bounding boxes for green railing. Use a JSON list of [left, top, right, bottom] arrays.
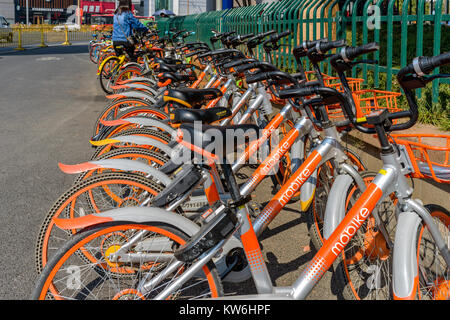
[[156, 0, 449, 104]]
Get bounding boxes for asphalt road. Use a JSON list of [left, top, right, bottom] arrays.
[[0, 43, 105, 299], [0, 44, 337, 300]]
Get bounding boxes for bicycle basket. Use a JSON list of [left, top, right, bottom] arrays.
[[390, 134, 450, 183], [326, 89, 403, 124], [324, 77, 364, 93]]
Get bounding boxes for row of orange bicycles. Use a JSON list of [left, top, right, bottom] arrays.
[[32, 26, 450, 300]]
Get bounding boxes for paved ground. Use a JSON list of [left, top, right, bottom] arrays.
[[0, 43, 105, 299], [0, 43, 338, 300]]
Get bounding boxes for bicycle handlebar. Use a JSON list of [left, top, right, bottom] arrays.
[[293, 38, 328, 59], [339, 42, 379, 62], [246, 70, 299, 87], [397, 52, 450, 80], [210, 31, 236, 43], [311, 39, 346, 55], [197, 48, 244, 60], [328, 44, 450, 133], [247, 30, 277, 49], [222, 58, 258, 70], [263, 30, 291, 53], [234, 61, 279, 74]]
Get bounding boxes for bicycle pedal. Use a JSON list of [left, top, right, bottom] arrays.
[[247, 200, 262, 218]]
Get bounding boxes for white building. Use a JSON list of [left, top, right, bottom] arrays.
[[144, 0, 215, 16]]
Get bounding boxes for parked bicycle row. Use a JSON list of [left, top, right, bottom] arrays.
[[31, 27, 450, 300]]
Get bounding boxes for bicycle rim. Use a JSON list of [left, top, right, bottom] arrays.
[[33, 222, 223, 300]]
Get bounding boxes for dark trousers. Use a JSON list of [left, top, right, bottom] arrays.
[[113, 41, 136, 62]]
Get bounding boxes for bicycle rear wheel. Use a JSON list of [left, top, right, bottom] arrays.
[[95, 107, 170, 141], [93, 98, 165, 137], [32, 222, 223, 300], [99, 57, 121, 95], [89, 44, 100, 64], [90, 127, 172, 160], [76, 147, 169, 183], [115, 65, 143, 85], [35, 172, 164, 273]]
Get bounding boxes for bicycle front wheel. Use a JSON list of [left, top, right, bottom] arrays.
[[32, 222, 223, 300], [416, 204, 449, 300], [334, 171, 397, 300]]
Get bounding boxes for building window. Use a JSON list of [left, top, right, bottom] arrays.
[[155, 0, 172, 11]]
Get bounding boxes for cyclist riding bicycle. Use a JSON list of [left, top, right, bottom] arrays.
[[112, 0, 148, 62]]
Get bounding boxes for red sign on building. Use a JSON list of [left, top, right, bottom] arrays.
[[80, 1, 117, 14]]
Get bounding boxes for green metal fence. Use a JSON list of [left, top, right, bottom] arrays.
[[156, 0, 450, 103]]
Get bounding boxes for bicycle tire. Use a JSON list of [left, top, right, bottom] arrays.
[[75, 147, 169, 184], [306, 148, 367, 251], [90, 127, 172, 160], [89, 44, 100, 64], [32, 221, 223, 300], [35, 172, 164, 274], [114, 65, 144, 85], [96, 50, 114, 68], [93, 98, 162, 137], [416, 204, 449, 300], [99, 56, 122, 95], [95, 107, 170, 141]]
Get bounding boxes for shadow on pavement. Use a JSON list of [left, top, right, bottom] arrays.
[[0, 43, 88, 56]]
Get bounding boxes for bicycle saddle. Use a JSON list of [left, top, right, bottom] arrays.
[[164, 88, 223, 109], [177, 123, 260, 160], [155, 60, 194, 73], [154, 56, 183, 65], [157, 72, 197, 87], [170, 107, 231, 124]]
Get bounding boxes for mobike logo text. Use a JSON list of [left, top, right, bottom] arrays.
[[252, 140, 291, 183], [330, 207, 370, 257], [250, 141, 292, 190], [236, 120, 281, 167], [246, 122, 279, 159], [278, 168, 311, 206]]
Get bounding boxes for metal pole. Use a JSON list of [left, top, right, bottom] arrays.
[[77, 0, 81, 25], [26, 0, 29, 25]]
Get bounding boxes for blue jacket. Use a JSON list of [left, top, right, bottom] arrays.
[[112, 11, 147, 42]]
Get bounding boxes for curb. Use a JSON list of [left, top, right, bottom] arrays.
[[0, 41, 90, 55]]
